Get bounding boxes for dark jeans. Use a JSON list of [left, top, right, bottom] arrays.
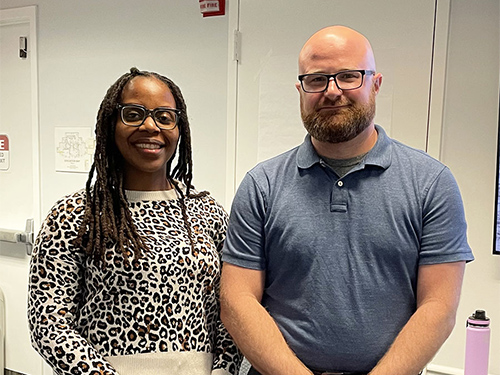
[[248, 366, 367, 375], [248, 366, 422, 375]]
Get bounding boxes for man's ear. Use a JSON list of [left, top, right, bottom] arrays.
[[373, 73, 383, 94]]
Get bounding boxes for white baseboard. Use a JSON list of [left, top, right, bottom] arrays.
[[427, 363, 464, 375], [427, 363, 498, 375], [426, 364, 463, 375]]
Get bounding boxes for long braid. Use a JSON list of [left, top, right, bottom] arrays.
[[74, 68, 205, 266], [150, 73, 193, 194]]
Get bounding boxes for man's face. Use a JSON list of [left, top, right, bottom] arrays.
[[299, 83, 377, 144], [296, 41, 381, 144]]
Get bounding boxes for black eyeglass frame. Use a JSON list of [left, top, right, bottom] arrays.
[[298, 69, 376, 93], [116, 104, 182, 130]]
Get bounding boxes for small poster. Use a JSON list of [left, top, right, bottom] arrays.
[[0, 134, 10, 171], [55, 127, 94, 173]]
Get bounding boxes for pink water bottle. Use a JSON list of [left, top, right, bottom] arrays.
[[464, 310, 490, 375]]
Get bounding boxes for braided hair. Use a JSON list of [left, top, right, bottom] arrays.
[[75, 67, 206, 264]]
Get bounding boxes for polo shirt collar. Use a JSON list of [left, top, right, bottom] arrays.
[[296, 124, 392, 170], [363, 125, 392, 169], [296, 134, 321, 169]]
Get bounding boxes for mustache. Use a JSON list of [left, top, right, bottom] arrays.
[[315, 98, 351, 109]]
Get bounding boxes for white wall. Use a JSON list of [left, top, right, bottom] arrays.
[[1, 0, 230, 212], [428, 0, 500, 374]]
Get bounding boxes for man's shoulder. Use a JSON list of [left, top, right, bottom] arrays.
[[389, 137, 445, 170], [235, 144, 305, 199], [248, 144, 302, 176]]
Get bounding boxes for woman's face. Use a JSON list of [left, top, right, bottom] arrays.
[[114, 76, 180, 190]]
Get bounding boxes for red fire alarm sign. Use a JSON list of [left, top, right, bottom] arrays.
[[199, 0, 225, 17], [0, 134, 10, 171]]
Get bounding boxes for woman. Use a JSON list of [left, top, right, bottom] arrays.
[[28, 68, 240, 375]]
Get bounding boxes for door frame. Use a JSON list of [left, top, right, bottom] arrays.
[[0, 5, 41, 229], [0, 5, 45, 374], [426, 0, 450, 160], [224, 0, 240, 207]]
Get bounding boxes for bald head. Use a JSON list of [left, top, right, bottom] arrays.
[[298, 26, 376, 74]]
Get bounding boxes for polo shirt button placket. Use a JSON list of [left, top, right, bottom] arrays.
[[330, 179, 347, 212]]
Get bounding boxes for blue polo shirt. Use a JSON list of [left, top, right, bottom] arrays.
[[222, 125, 473, 372]]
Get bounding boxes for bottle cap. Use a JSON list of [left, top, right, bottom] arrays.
[[470, 310, 489, 321], [467, 309, 490, 327]]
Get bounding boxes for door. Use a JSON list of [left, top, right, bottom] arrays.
[[0, 6, 46, 375], [233, 0, 440, 185]]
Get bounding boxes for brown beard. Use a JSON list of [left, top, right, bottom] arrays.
[[301, 89, 376, 143]]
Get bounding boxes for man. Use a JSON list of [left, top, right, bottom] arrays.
[[220, 26, 473, 375]]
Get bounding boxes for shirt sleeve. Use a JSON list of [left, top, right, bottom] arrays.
[[27, 195, 119, 375], [208, 198, 242, 375], [419, 167, 474, 264], [222, 172, 269, 270]]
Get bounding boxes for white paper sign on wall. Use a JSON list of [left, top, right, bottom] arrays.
[[55, 127, 94, 173]]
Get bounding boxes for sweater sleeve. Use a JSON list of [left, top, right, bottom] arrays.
[[207, 198, 242, 375], [27, 193, 119, 375], [211, 298, 242, 375]]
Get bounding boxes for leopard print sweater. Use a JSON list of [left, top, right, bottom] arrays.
[[28, 188, 240, 375]]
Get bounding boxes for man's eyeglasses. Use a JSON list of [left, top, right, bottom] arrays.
[[116, 104, 181, 130], [298, 70, 375, 93]]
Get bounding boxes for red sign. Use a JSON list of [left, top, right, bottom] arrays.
[[199, 0, 225, 17], [0, 134, 9, 170], [0, 135, 8, 151]]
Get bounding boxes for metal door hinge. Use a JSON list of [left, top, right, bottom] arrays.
[[233, 30, 241, 62]]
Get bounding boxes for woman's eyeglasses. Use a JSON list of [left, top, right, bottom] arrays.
[[117, 104, 181, 130]]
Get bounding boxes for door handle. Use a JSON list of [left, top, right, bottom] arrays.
[[0, 218, 34, 255]]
